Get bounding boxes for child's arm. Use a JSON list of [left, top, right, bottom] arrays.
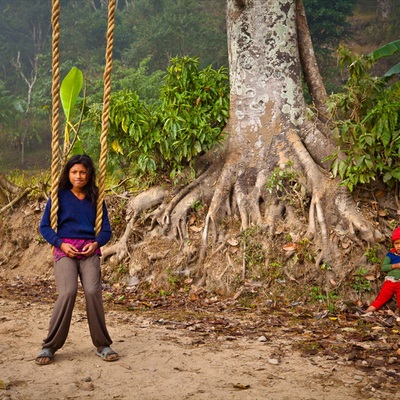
[[382, 255, 400, 271]]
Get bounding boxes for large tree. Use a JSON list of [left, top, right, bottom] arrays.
[[105, 0, 382, 292]]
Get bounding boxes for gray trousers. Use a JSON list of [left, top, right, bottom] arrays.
[[42, 255, 112, 352]]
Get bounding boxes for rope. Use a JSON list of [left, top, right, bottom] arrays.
[[95, 0, 116, 235], [50, 0, 61, 230]]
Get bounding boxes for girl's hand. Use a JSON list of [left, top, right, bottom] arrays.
[[80, 242, 99, 257], [60, 242, 81, 258]]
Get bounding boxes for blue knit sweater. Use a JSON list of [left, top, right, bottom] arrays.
[[39, 189, 112, 249]]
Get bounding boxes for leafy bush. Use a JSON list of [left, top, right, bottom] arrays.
[[88, 56, 229, 181], [327, 41, 400, 191]]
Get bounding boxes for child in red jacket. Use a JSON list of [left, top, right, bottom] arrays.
[[365, 227, 400, 313]]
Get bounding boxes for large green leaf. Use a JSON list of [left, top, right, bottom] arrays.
[[60, 67, 83, 121], [71, 140, 84, 156], [369, 40, 400, 62], [383, 62, 400, 78]]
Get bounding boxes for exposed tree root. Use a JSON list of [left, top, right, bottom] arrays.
[[105, 122, 382, 295], [0, 187, 33, 215], [0, 174, 21, 195], [103, 157, 223, 269], [99, 0, 388, 298]]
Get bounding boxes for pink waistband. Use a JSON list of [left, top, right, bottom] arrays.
[[53, 238, 101, 261]]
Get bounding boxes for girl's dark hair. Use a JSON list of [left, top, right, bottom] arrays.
[[59, 154, 98, 203]]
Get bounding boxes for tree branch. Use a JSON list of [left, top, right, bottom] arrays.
[[295, 0, 331, 126]]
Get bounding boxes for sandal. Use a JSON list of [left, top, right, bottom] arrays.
[[96, 347, 119, 362], [35, 348, 54, 365]]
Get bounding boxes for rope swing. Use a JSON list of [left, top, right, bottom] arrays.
[[50, 0, 61, 230], [49, 0, 116, 235], [95, 0, 116, 235]]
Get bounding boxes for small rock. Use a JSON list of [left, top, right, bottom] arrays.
[[75, 381, 94, 391], [268, 358, 280, 365], [258, 336, 268, 342]]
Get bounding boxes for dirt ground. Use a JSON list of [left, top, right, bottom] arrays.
[[1, 204, 400, 400], [0, 294, 397, 400]]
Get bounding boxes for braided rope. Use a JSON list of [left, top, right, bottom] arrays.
[[95, 0, 116, 235], [50, 0, 61, 230]]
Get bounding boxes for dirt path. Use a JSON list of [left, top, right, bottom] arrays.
[[1, 294, 397, 400]]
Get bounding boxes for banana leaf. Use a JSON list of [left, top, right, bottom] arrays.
[[383, 63, 400, 79], [60, 67, 83, 121], [369, 40, 400, 62]]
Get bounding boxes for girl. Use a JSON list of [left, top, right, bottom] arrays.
[[36, 154, 118, 365]]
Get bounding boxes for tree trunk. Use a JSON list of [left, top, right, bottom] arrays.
[[201, 0, 378, 246], [377, 0, 393, 21], [106, 0, 381, 294]]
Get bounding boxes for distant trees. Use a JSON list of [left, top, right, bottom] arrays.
[[0, 0, 52, 165], [0, 0, 398, 169], [0, 0, 228, 168], [303, 0, 357, 48], [119, 0, 227, 72]]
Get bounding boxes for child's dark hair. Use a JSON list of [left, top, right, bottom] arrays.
[[59, 154, 98, 203]]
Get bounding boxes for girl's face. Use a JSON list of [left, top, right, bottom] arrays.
[[69, 163, 88, 190], [393, 239, 400, 253]]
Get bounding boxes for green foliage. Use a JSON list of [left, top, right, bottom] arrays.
[[120, 0, 227, 72], [320, 261, 332, 271], [157, 57, 229, 179], [90, 56, 229, 181], [257, 260, 284, 282], [0, 80, 13, 123], [308, 286, 339, 312], [364, 246, 382, 264], [36, 235, 46, 244], [107, 263, 129, 285], [166, 269, 180, 288], [111, 58, 165, 105], [266, 162, 308, 213], [0, 0, 221, 170], [364, 0, 400, 45], [4, 169, 45, 189], [0, 0, 51, 92], [351, 268, 373, 294], [0, 0, 387, 174], [190, 200, 204, 212], [327, 41, 400, 191], [294, 238, 315, 264], [266, 163, 299, 196], [240, 226, 265, 269]]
